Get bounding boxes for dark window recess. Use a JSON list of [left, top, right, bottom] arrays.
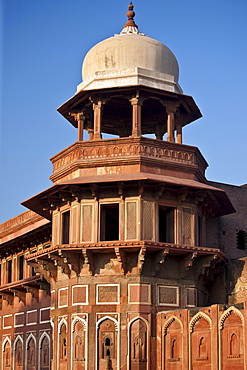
[[7, 260, 12, 283], [62, 211, 70, 244], [18, 255, 24, 280], [236, 230, 247, 250], [159, 206, 174, 243], [100, 204, 119, 241]]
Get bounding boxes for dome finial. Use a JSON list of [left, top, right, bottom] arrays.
[[124, 2, 138, 29]]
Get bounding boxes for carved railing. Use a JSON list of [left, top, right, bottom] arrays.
[[51, 137, 206, 176]]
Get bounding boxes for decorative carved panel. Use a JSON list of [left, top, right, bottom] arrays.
[[130, 319, 148, 370]]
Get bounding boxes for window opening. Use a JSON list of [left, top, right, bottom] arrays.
[[159, 206, 175, 243], [18, 255, 24, 280], [7, 260, 12, 283], [62, 210, 70, 244], [100, 204, 119, 241]]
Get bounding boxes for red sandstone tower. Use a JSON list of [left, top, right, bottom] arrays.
[[1, 3, 247, 370]]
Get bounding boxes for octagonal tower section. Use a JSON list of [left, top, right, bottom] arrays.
[[22, 4, 235, 370]]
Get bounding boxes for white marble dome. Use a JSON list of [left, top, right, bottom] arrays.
[[76, 7, 182, 94]]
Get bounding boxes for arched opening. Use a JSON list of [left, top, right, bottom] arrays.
[[59, 323, 68, 370], [98, 318, 117, 370], [14, 338, 23, 369], [40, 335, 50, 370], [27, 337, 36, 369], [73, 320, 86, 370], [164, 318, 182, 366], [230, 333, 238, 356], [130, 318, 148, 369], [3, 340, 11, 368]]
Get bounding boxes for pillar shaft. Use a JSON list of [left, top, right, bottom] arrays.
[[167, 112, 175, 142], [131, 97, 142, 137], [77, 113, 85, 141], [93, 101, 103, 140], [176, 124, 182, 144]]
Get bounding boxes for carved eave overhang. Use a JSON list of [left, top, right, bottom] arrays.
[[57, 85, 202, 130], [21, 173, 235, 219], [25, 241, 226, 278], [0, 223, 51, 258], [0, 210, 50, 245]]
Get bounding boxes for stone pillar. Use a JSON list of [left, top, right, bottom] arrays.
[[167, 111, 175, 143], [92, 99, 104, 140], [130, 97, 142, 137], [176, 123, 182, 144], [165, 102, 180, 143], [77, 113, 86, 141]]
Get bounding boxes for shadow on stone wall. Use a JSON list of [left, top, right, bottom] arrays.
[[225, 258, 247, 304]]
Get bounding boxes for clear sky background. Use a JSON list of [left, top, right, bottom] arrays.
[[1, 0, 247, 223]]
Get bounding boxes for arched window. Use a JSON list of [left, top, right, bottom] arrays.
[[130, 318, 147, 367], [3, 340, 11, 368], [27, 337, 36, 368], [73, 320, 85, 364], [14, 338, 23, 368], [59, 324, 67, 361], [98, 318, 117, 369], [40, 335, 50, 368]]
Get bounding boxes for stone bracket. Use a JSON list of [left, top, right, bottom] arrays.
[[194, 254, 220, 281], [82, 248, 93, 275], [152, 248, 169, 276], [137, 246, 146, 274], [58, 249, 82, 276], [180, 252, 198, 278], [115, 247, 126, 274], [48, 253, 71, 277], [27, 260, 54, 283]]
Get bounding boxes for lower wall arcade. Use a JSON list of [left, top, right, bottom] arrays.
[[1, 301, 247, 369]]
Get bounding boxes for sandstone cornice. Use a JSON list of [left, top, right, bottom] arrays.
[[0, 210, 50, 243], [25, 240, 226, 261]]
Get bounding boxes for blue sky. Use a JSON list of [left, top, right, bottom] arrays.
[[1, 0, 247, 223]]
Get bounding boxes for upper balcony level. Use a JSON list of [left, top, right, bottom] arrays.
[[50, 137, 208, 184]]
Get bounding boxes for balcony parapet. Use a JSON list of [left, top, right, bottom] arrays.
[[25, 241, 225, 281], [50, 137, 208, 183], [25, 241, 226, 263]]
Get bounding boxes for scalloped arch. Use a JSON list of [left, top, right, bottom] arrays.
[[163, 316, 183, 336], [219, 306, 244, 330], [72, 316, 87, 332], [96, 315, 118, 331], [189, 312, 212, 333]]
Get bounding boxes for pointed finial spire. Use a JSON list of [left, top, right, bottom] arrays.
[[120, 2, 142, 35], [124, 2, 138, 29]]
